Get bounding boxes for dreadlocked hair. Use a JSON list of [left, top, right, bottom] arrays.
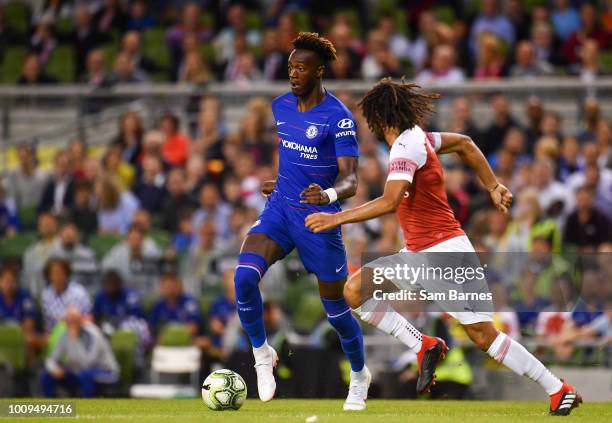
[[358, 77, 441, 138], [292, 32, 337, 62]]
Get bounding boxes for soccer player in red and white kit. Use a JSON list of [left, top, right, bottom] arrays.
[[305, 79, 581, 416]]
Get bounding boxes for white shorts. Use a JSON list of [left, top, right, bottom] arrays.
[[370, 235, 493, 325]]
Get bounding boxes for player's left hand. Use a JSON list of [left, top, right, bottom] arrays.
[[300, 183, 329, 205], [489, 183, 513, 214], [305, 212, 340, 233]]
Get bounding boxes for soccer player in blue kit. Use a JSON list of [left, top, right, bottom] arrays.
[[233, 32, 370, 410]]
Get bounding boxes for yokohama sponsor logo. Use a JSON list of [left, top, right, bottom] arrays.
[[389, 158, 417, 175], [280, 139, 318, 154]]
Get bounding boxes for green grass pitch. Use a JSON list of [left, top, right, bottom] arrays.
[[1, 399, 610, 422]]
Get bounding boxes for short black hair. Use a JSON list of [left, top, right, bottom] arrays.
[[292, 32, 337, 63], [359, 77, 440, 138]]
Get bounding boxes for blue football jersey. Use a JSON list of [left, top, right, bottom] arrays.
[[272, 91, 359, 211]]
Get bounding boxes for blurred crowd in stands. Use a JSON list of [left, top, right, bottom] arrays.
[[0, 0, 611, 398], [1, 0, 612, 85]]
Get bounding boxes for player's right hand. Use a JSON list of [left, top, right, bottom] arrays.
[[489, 183, 513, 214], [261, 180, 276, 196]]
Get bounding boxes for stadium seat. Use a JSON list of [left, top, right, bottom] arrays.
[[158, 324, 192, 346], [45, 46, 75, 83], [0, 47, 27, 84], [17, 206, 37, 231], [0, 232, 37, 261], [149, 230, 170, 249], [142, 28, 170, 71], [110, 330, 138, 392], [0, 324, 26, 372], [4, 2, 29, 36], [88, 233, 122, 258]]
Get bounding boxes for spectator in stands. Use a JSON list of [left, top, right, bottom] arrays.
[[563, 3, 611, 65], [133, 155, 166, 214], [536, 275, 574, 343], [178, 51, 212, 85], [223, 44, 263, 83], [376, 13, 410, 61], [95, 176, 139, 235], [447, 97, 480, 142], [149, 271, 201, 337], [29, 23, 57, 66], [558, 136, 581, 181], [22, 213, 60, 298], [567, 164, 612, 220], [530, 159, 568, 218], [510, 40, 553, 77], [160, 168, 197, 233], [101, 224, 162, 290], [166, 3, 213, 80], [18, 54, 57, 85], [48, 223, 97, 283], [361, 30, 402, 80], [551, 0, 581, 42], [69, 5, 109, 80], [171, 211, 194, 254], [576, 97, 601, 143], [259, 28, 286, 81], [209, 267, 236, 351], [572, 39, 605, 82], [159, 113, 190, 167], [473, 33, 507, 80], [127, 0, 155, 31], [0, 185, 18, 236], [213, 3, 261, 65], [67, 138, 88, 180], [469, 0, 515, 56], [530, 22, 565, 68], [0, 264, 38, 359], [31, 0, 73, 26], [416, 44, 465, 84], [181, 218, 224, 294], [327, 22, 363, 78], [120, 30, 160, 77], [504, 188, 561, 253], [68, 181, 98, 240], [109, 51, 148, 83], [5, 144, 47, 211], [102, 144, 135, 190], [514, 269, 550, 335], [184, 155, 207, 198], [192, 183, 232, 243], [563, 186, 612, 251], [41, 258, 91, 332], [93, 270, 144, 331], [42, 306, 119, 398], [481, 94, 519, 157], [114, 111, 144, 166], [81, 48, 111, 87], [94, 0, 128, 34]]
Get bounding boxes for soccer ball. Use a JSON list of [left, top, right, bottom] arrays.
[[202, 369, 247, 411]]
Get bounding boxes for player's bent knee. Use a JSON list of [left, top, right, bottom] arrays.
[[343, 272, 363, 309], [464, 323, 497, 351]]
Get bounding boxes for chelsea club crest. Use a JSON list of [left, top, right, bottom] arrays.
[[305, 125, 318, 139]]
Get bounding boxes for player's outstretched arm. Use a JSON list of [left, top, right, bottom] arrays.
[[300, 156, 358, 205], [305, 179, 408, 233], [437, 132, 513, 213]]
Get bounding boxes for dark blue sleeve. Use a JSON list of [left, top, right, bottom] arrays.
[[331, 111, 359, 157], [183, 297, 201, 325], [149, 301, 162, 329], [19, 292, 36, 320]]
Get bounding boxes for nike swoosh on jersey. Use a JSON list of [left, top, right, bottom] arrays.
[[336, 264, 346, 272], [276, 121, 286, 125]]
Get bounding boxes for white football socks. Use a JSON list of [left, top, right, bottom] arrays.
[[355, 298, 423, 352], [487, 332, 563, 395]]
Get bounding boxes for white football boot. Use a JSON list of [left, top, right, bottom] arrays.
[[253, 343, 278, 402], [343, 366, 372, 411]]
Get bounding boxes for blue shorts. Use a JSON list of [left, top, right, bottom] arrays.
[[248, 193, 348, 281]]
